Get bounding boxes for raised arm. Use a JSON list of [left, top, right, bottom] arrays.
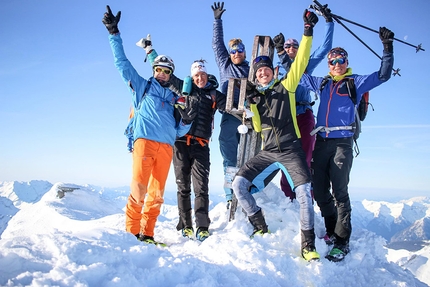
[[281, 10, 318, 92]]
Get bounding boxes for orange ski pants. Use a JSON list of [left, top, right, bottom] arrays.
[[125, 138, 173, 237]]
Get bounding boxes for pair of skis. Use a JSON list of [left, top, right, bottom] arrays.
[[226, 36, 274, 221]]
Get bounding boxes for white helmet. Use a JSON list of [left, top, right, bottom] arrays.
[[153, 55, 175, 72]]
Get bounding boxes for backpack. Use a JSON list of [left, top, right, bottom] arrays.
[[124, 80, 151, 152], [319, 76, 372, 156], [344, 78, 372, 141]]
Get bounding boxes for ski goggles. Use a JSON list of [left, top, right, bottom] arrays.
[[229, 42, 245, 54], [230, 48, 245, 54], [328, 57, 347, 66], [154, 67, 172, 75], [284, 43, 299, 49], [327, 48, 348, 59], [253, 55, 271, 63]]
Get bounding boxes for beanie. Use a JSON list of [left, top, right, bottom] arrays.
[[253, 55, 273, 75], [190, 61, 207, 77]]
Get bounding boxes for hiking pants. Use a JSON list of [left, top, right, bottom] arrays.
[[231, 146, 314, 231], [280, 109, 316, 200], [125, 138, 172, 237], [173, 139, 211, 230], [218, 112, 241, 200], [312, 136, 353, 243]]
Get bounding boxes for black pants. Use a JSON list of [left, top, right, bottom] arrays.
[[173, 139, 211, 231], [311, 136, 353, 243]]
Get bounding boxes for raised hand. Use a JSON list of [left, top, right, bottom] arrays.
[[319, 4, 332, 22], [379, 27, 394, 53], [303, 9, 318, 36], [102, 5, 121, 35], [273, 33, 286, 54], [211, 2, 226, 20], [136, 34, 153, 54]]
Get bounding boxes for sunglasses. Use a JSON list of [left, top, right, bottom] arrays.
[[154, 67, 172, 75], [285, 44, 299, 49], [253, 55, 271, 63], [230, 48, 244, 54], [328, 57, 347, 66]]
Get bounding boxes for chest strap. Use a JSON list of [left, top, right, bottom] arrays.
[[310, 125, 353, 136]]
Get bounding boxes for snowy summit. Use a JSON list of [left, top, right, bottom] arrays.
[[0, 180, 429, 287]]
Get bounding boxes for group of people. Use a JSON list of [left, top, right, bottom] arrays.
[[102, 1, 395, 262]]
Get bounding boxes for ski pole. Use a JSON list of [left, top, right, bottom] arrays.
[[310, 0, 401, 76], [330, 13, 425, 53], [311, 0, 424, 53], [333, 14, 401, 76]]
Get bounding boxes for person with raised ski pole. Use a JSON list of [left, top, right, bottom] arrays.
[[231, 10, 320, 262], [300, 26, 395, 262], [272, 4, 334, 203], [102, 5, 196, 246]]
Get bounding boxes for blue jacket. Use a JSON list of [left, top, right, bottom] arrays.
[[278, 21, 334, 115], [109, 34, 190, 147], [212, 19, 249, 103], [300, 50, 394, 138]]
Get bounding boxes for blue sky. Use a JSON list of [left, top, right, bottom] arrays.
[[1, 0, 429, 201]]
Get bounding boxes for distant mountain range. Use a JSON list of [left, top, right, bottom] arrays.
[[2, 181, 429, 249], [352, 197, 430, 250]]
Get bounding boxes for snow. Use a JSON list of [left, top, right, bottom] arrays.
[[0, 181, 429, 287]]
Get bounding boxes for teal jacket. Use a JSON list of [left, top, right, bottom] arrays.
[[109, 34, 190, 147]]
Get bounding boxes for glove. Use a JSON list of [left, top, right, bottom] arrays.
[[273, 33, 285, 54], [246, 81, 259, 104], [211, 2, 226, 20], [136, 34, 153, 54], [102, 5, 121, 35], [303, 9, 318, 37], [379, 27, 394, 53], [177, 96, 198, 125], [319, 4, 332, 22]]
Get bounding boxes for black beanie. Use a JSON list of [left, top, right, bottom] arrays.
[[253, 56, 273, 76]]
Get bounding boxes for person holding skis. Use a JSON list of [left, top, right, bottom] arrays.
[[136, 36, 227, 242], [211, 2, 250, 208], [272, 4, 334, 202], [102, 5, 197, 246], [300, 28, 395, 262], [231, 10, 320, 262]]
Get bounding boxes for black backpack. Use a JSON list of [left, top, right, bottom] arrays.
[[345, 78, 372, 141]]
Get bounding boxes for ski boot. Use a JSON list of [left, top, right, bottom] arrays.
[[182, 227, 194, 240], [248, 209, 268, 238], [196, 227, 210, 242], [137, 234, 167, 247]]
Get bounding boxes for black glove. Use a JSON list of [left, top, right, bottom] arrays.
[[102, 5, 121, 35], [246, 81, 259, 104], [319, 4, 332, 22], [379, 27, 394, 53], [211, 2, 226, 20], [177, 96, 199, 125], [273, 33, 285, 54], [303, 9, 318, 37]]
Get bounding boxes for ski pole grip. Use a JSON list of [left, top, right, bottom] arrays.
[[182, 76, 192, 96]]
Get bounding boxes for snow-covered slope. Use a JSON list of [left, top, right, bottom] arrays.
[[0, 181, 428, 287]]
